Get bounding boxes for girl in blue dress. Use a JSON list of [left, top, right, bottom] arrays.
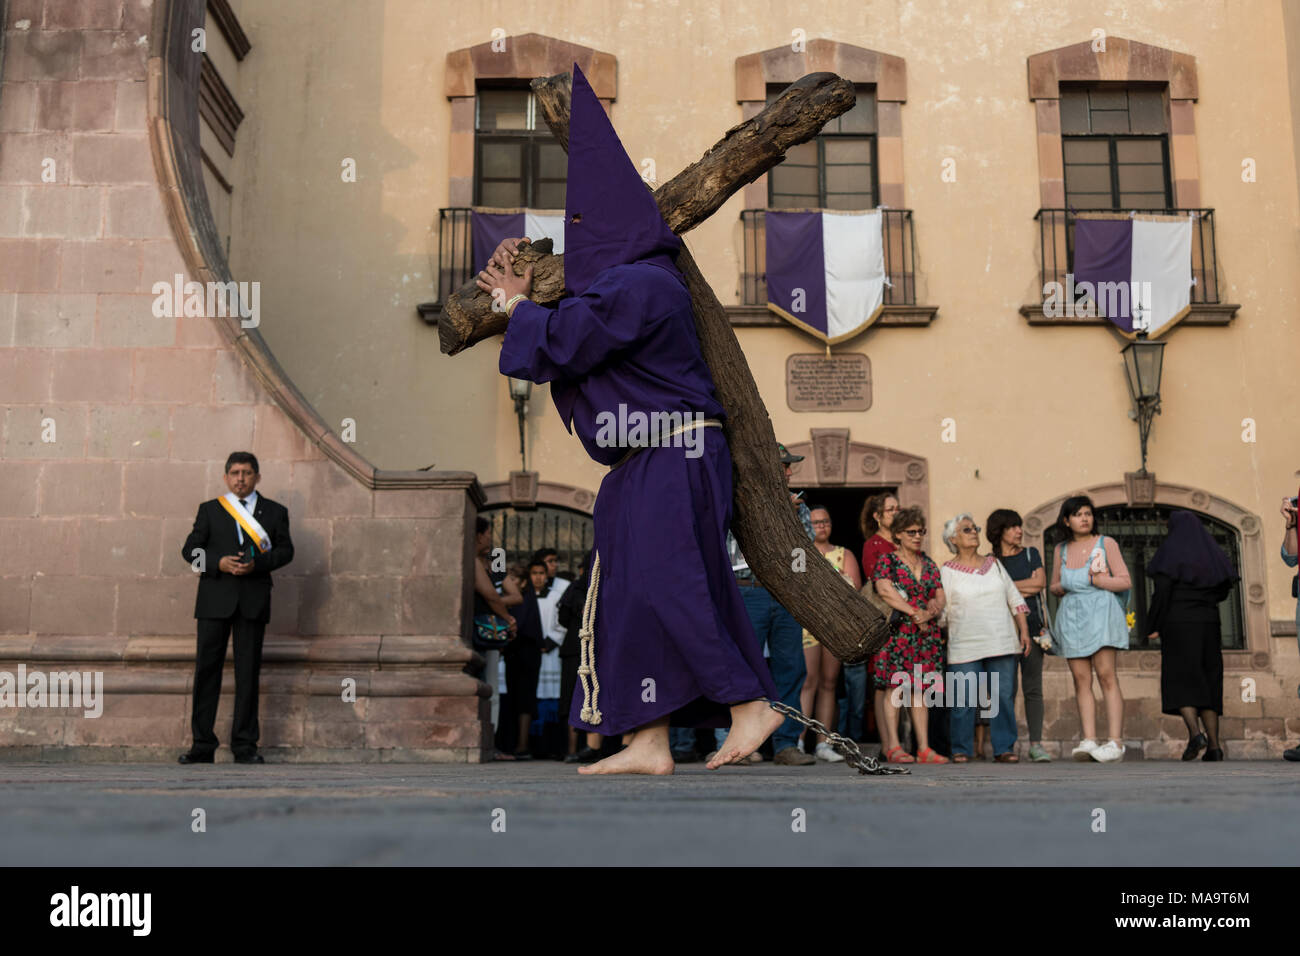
[[1048, 496, 1132, 763]]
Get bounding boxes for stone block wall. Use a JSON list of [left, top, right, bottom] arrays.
[[0, 0, 489, 761]]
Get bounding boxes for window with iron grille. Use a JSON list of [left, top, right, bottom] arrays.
[[474, 86, 566, 208], [1042, 505, 1245, 651], [483, 505, 594, 581], [1060, 86, 1172, 211], [766, 84, 877, 209]]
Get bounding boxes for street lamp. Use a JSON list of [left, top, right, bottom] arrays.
[[508, 377, 531, 471], [1120, 333, 1165, 475]]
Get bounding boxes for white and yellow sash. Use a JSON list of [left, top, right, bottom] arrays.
[[217, 493, 271, 553]]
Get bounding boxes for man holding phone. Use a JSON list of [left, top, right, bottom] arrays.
[[178, 452, 294, 764]]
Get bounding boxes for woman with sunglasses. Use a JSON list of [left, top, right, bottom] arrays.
[[938, 513, 1031, 763], [871, 507, 948, 764]]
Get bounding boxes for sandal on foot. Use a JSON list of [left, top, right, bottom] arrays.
[[995, 752, 1020, 763], [916, 747, 949, 764], [883, 745, 915, 764], [951, 753, 970, 763]]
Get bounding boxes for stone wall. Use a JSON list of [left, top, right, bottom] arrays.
[[0, 0, 489, 761]]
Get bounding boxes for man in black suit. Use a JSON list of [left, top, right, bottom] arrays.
[[178, 451, 294, 764]]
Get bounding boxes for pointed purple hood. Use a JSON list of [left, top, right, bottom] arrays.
[[563, 62, 682, 296]]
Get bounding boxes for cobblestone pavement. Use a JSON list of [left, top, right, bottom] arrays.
[[0, 760, 1295, 866]]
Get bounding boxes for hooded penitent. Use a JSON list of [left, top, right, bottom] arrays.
[[561, 63, 683, 297], [498, 62, 775, 737]]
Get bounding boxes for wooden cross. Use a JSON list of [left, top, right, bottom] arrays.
[[439, 72, 889, 664]]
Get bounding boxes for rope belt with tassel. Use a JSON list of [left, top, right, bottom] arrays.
[[576, 418, 722, 726]]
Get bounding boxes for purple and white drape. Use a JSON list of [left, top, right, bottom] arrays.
[[470, 209, 565, 274], [1072, 214, 1194, 337], [765, 210, 886, 344]]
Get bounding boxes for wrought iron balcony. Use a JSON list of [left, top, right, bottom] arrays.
[[433, 207, 475, 307], [739, 208, 917, 307], [1033, 208, 1221, 306], [419, 206, 933, 326]]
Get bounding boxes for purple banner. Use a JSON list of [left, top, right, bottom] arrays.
[[765, 211, 827, 336], [471, 211, 526, 276], [1073, 218, 1134, 330]]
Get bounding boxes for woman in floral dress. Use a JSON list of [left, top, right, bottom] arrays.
[[872, 506, 948, 764]]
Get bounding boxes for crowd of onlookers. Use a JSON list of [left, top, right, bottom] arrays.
[[472, 449, 1300, 765]]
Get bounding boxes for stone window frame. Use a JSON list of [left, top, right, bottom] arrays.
[[1022, 482, 1270, 673], [444, 34, 616, 207], [1020, 37, 1241, 327], [735, 39, 907, 210], [1027, 36, 1199, 210]]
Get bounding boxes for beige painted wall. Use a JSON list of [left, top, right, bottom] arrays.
[[225, 0, 1300, 622]]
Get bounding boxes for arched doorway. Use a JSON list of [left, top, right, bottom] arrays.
[[782, 432, 930, 560], [1023, 482, 1270, 671], [479, 480, 596, 580]]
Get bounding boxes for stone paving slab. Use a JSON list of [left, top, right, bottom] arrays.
[[0, 761, 1296, 866]]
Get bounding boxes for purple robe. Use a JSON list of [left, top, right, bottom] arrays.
[[499, 258, 777, 734]]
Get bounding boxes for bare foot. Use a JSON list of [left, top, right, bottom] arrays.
[[577, 741, 674, 776], [707, 700, 784, 769]]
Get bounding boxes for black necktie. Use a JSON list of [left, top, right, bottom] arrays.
[[238, 499, 248, 546]]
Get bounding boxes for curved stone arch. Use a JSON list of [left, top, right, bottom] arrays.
[[1022, 481, 1269, 664], [147, 0, 480, 499], [479, 480, 596, 515], [444, 33, 617, 207]]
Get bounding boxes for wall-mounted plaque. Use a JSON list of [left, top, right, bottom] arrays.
[[786, 354, 872, 412]]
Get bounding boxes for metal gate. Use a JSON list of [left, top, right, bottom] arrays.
[[484, 506, 594, 580], [1043, 505, 1244, 650]]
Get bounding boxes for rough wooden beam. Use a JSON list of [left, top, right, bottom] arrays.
[[438, 72, 856, 357], [445, 70, 888, 663]]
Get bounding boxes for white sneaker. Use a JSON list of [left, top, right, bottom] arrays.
[[797, 738, 807, 754], [1071, 738, 1100, 761], [815, 741, 845, 763], [1092, 739, 1126, 763]]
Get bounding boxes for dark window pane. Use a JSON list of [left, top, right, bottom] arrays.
[[538, 141, 566, 178], [1063, 138, 1111, 163], [1065, 163, 1113, 194], [1115, 138, 1164, 163], [771, 164, 819, 196], [824, 137, 871, 164], [837, 90, 877, 133], [1068, 193, 1115, 209], [1119, 192, 1169, 209], [825, 164, 872, 194], [785, 141, 818, 165], [1088, 89, 1128, 110], [1127, 90, 1167, 132], [480, 142, 522, 178], [1118, 163, 1167, 193], [536, 182, 566, 208], [771, 192, 816, 208], [480, 181, 523, 206], [825, 192, 873, 210], [478, 89, 530, 131], [1060, 90, 1090, 133], [1090, 110, 1130, 133]]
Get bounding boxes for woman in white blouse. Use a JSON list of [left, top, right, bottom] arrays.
[[939, 514, 1031, 763]]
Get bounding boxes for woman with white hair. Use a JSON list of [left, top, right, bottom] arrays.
[[938, 513, 1031, 763]]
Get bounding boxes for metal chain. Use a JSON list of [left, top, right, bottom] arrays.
[[765, 700, 910, 776]]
